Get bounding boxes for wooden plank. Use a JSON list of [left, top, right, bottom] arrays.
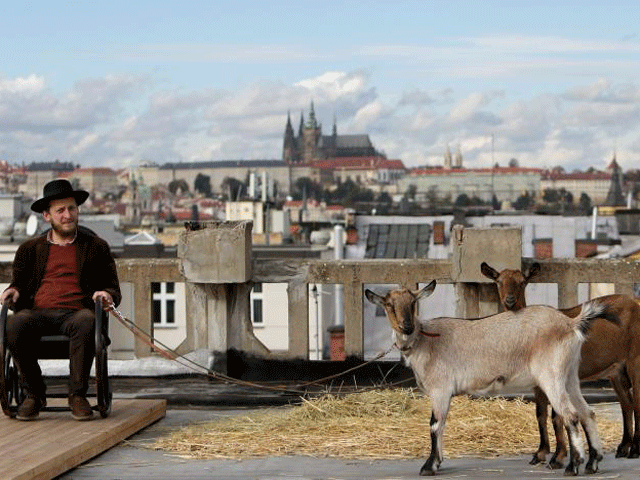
[[0, 398, 166, 480]]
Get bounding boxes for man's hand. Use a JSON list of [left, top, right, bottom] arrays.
[[92, 291, 114, 311], [0, 287, 19, 306]]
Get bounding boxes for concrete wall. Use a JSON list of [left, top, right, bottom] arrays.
[[2, 228, 639, 364]]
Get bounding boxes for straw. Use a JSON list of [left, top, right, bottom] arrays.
[[152, 389, 623, 460]]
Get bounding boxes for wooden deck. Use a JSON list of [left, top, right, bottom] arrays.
[[0, 398, 167, 480]]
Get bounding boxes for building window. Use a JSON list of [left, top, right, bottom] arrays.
[[251, 283, 263, 325], [152, 282, 176, 326]]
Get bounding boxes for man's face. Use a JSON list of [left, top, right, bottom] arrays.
[[43, 197, 79, 238]]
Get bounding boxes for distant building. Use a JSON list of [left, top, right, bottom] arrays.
[[20, 161, 75, 199], [283, 102, 382, 164], [400, 166, 541, 205], [64, 167, 119, 198], [150, 160, 290, 199], [283, 199, 348, 225], [313, 156, 406, 188], [540, 169, 612, 205]]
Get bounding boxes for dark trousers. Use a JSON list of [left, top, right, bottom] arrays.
[[6, 309, 95, 399]]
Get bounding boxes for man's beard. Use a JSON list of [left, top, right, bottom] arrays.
[[51, 219, 77, 238]]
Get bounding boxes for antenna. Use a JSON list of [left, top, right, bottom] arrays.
[[26, 214, 39, 236]]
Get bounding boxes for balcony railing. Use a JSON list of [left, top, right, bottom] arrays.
[[2, 257, 639, 360]]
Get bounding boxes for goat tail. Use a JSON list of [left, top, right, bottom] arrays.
[[574, 300, 619, 337]]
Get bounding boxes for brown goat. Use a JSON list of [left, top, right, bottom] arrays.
[[481, 261, 640, 468]]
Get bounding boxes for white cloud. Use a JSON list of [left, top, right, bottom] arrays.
[[69, 133, 99, 155], [0, 74, 45, 95], [1, 69, 639, 173]]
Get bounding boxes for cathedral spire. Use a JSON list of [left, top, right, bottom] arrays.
[[284, 111, 294, 136], [603, 152, 625, 206], [306, 101, 318, 129], [298, 111, 304, 137]]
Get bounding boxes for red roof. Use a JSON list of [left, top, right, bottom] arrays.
[[314, 157, 406, 170], [541, 170, 610, 181], [409, 166, 543, 176], [171, 210, 214, 220]]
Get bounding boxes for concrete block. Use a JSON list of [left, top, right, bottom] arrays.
[[178, 221, 252, 283], [451, 225, 522, 283]]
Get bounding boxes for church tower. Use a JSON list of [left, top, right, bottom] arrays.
[[603, 153, 625, 206], [301, 101, 322, 164], [444, 144, 452, 170], [283, 111, 297, 163]]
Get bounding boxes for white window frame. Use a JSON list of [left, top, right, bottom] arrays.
[[152, 281, 177, 327], [250, 283, 264, 327]]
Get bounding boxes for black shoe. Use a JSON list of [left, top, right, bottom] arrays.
[[69, 394, 94, 421], [16, 396, 45, 421]]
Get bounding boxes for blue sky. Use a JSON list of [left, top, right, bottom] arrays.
[[1, 1, 639, 171]]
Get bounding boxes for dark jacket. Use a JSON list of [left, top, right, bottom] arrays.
[[8, 226, 121, 312]]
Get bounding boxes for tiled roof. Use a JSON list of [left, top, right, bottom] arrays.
[[160, 159, 284, 170], [334, 134, 373, 149], [541, 171, 611, 180], [410, 167, 542, 176], [315, 157, 405, 170]]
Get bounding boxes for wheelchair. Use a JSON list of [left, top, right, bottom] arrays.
[[0, 298, 112, 419]]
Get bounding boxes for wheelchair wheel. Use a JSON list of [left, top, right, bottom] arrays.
[[5, 350, 22, 409], [0, 349, 12, 417], [95, 346, 111, 418], [0, 303, 14, 417]]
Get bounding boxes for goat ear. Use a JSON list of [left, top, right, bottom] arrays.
[[365, 289, 385, 307], [480, 262, 499, 280], [415, 280, 436, 300], [525, 262, 541, 281]]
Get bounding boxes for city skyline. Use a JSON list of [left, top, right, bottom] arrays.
[[1, 1, 639, 172]]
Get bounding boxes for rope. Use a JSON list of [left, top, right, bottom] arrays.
[[108, 304, 401, 397]]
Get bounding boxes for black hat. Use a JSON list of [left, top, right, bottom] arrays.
[[31, 179, 90, 213]]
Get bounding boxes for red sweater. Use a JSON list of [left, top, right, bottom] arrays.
[[34, 244, 84, 310]]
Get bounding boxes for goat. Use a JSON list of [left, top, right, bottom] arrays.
[[481, 261, 640, 467], [365, 280, 616, 476]]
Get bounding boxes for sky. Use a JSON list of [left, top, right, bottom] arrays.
[[1, 1, 639, 172]]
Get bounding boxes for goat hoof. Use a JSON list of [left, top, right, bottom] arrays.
[[584, 464, 598, 474], [615, 445, 629, 458], [563, 464, 579, 476], [419, 466, 436, 476], [547, 458, 565, 470], [529, 453, 545, 465], [420, 459, 438, 476], [584, 458, 600, 474]]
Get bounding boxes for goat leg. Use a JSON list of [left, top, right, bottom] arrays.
[[420, 411, 442, 476], [583, 418, 603, 474], [584, 447, 603, 474], [547, 408, 568, 469], [610, 368, 634, 457], [530, 387, 552, 465], [563, 421, 584, 476]]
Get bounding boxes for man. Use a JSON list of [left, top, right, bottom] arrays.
[[0, 179, 121, 421]]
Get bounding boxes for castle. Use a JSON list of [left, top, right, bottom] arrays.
[[283, 103, 382, 164]]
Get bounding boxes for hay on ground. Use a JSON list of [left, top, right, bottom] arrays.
[[152, 389, 622, 460]]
